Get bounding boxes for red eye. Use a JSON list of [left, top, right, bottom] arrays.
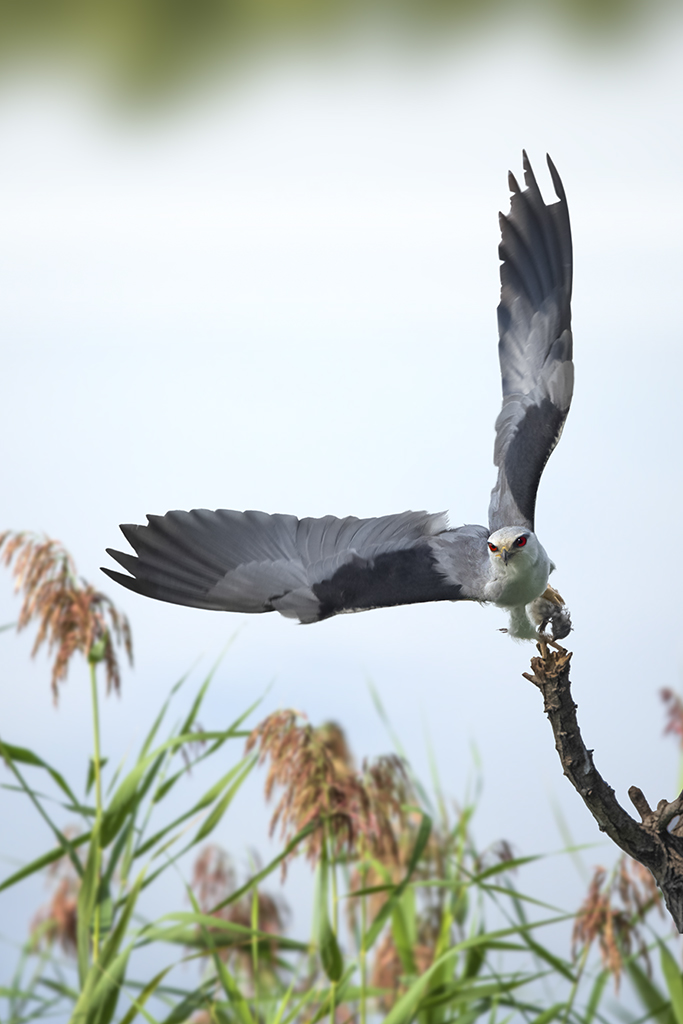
[[488, 542, 498, 552], [515, 536, 527, 547]]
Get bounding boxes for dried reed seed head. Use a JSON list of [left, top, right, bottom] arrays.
[[369, 929, 433, 1010], [371, 929, 403, 1009], [661, 688, 683, 747], [413, 943, 435, 974], [222, 889, 287, 937], [30, 828, 83, 956], [246, 711, 413, 867], [572, 867, 623, 987], [317, 721, 354, 770], [615, 856, 662, 927], [190, 843, 288, 972], [30, 876, 79, 955], [192, 844, 236, 911], [573, 858, 660, 989], [0, 531, 132, 700], [491, 839, 516, 865], [334, 1006, 356, 1024]]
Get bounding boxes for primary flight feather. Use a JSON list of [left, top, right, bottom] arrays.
[[103, 153, 573, 641]]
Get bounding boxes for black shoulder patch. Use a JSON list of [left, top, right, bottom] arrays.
[[312, 545, 464, 620], [504, 398, 565, 529]]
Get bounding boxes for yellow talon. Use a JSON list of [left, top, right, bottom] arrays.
[[540, 585, 565, 607]]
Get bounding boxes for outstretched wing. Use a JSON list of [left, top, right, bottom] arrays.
[[102, 509, 485, 624], [488, 152, 573, 534]]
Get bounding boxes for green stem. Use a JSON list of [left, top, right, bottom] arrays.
[[562, 942, 589, 1024], [326, 823, 337, 1024], [330, 844, 339, 937], [0, 741, 83, 878], [89, 659, 103, 962], [251, 883, 259, 1023], [360, 861, 368, 1024]]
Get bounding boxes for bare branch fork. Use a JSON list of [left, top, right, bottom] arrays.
[[524, 643, 683, 931]]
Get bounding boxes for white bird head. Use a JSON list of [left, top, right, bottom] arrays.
[[487, 526, 537, 566]]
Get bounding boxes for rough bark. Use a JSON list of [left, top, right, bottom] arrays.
[[525, 641, 683, 931]]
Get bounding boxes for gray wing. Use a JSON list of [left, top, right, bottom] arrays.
[[102, 509, 488, 624], [488, 152, 573, 534]]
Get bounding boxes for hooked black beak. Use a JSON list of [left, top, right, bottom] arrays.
[[502, 549, 510, 565]]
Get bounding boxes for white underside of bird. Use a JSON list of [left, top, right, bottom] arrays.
[[483, 526, 554, 639]]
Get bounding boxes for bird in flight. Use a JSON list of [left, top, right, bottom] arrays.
[[103, 153, 573, 641]]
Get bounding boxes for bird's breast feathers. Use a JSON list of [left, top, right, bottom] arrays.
[[484, 539, 551, 609]]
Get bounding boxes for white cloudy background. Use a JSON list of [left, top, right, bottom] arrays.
[[1, 12, 683, 977]]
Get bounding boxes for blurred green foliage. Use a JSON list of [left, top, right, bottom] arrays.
[[1, 534, 682, 1024], [0, 0, 671, 101]]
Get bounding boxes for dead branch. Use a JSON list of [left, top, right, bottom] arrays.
[[524, 642, 683, 931]]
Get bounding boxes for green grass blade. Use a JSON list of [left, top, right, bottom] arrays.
[[100, 730, 235, 848], [193, 758, 255, 843], [138, 670, 194, 761], [363, 813, 432, 951], [391, 890, 417, 976], [419, 972, 548, 1012], [315, 848, 343, 983], [470, 856, 542, 882], [276, 984, 320, 1024], [462, 929, 485, 980], [177, 657, 226, 736], [0, 745, 85, 878], [0, 832, 91, 893], [660, 942, 683, 1024], [473, 882, 566, 914], [157, 987, 211, 1024], [584, 970, 609, 1024], [98, 870, 146, 971], [102, 820, 135, 892], [382, 919, 570, 1024], [151, 694, 262, 807], [151, 768, 191, 805], [520, 933, 575, 983], [306, 966, 355, 1024], [138, 913, 307, 952], [527, 1003, 566, 1024], [267, 977, 300, 1024], [382, 946, 460, 1024], [343, 882, 394, 899], [136, 757, 253, 858], [83, 946, 131, 1024], [626, 961, 675, 1024], [211, 822, 316, 913], [39, 977, 80, 1000], [87, 758, 109, 798], [367, 682, 434, 811], [185, 885, 254, 1024], [77, 825, 101, 985], [0, 740, 79, 804]]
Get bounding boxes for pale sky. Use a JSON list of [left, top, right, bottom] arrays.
[[2, 14, 683, 980]]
